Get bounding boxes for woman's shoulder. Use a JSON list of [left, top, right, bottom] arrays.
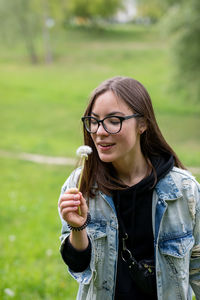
[[171, 166, 197, 180], [155, 167, 200, 207], [170, 166, 200, 191], [156, 166, 199, 193]]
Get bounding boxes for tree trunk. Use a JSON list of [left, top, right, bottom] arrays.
[[42, 0, 53, 64]]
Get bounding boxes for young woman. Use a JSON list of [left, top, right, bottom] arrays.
[[58, 76, 200, 300]]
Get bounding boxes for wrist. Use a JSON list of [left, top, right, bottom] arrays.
[[69, 228, 89, 251], [67, 212, 91, 231]]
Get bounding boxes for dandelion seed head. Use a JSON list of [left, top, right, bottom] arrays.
[[76, 145, 92, 159]]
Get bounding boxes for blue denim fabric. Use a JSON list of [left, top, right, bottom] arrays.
[[59, 167, 200, 300]]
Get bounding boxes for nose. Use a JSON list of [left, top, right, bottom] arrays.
[[96, 122, 109, 135]]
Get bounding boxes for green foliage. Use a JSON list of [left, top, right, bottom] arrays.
[[66, 0, 123, 20], [136, 0, 200, 102], [0, 0, 41, 63], [164, 0, 200, 102], [0, 0, 124, 63], [135, 0, 185, 22], [0, 0, 39, 44], [136, 0, 168, 22], [0, 0, 66, 63]]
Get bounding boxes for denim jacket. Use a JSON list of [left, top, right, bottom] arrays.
[[59, 167, 200, 300]]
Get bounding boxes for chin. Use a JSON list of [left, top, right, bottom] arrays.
[[98, 153, 114, 163], [100, 155, 120, 164]]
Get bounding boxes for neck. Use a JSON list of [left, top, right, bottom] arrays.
[[113, 152, 150, 186]]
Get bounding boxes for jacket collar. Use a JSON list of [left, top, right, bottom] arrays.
[[99, 192, 117, 214], [155, 172, 182, 201], [100, 171, 182, 206]]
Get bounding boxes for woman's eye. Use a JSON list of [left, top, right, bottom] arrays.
[[91, 119, 98, 125], [108, 118, 120, 125]]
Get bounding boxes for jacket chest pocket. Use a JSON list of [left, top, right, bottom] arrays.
[[87, 220, 107, 262], [159, 232, 194, 277], [87, 220, 107, 239]]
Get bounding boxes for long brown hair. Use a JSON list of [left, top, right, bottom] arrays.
[[79, 76, 185, 198]]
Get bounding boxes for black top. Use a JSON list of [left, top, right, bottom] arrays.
[[60, 154, 174, 299], [113, 182, 154, 299], [113, 154, 174, 299]]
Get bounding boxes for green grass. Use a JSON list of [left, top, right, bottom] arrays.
[[157, 114, 200, 167], [0, 24, 199, 299], [0, 24, 200, 164], [0, 157, 78, 299], [0, 159, 198, 300]]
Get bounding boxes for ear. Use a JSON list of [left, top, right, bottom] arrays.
[[138, 118, 147, 135]]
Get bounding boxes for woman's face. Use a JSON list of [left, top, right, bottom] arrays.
[[90, 90, 142, 168]]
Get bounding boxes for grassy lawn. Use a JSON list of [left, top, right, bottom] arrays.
[[1, 160, 198, 300], [0, 24, 199, 299], [0, 158, 78, 299], [0, 25, 199, 164]]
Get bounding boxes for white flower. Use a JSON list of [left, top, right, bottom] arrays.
[[4, 288, 15, 297], [8, 235, 16, 242], [76, 145, 92, 159], [46, 249, 53, 257]]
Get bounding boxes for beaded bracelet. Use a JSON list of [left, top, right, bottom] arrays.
[[67, 213, 91, 231]]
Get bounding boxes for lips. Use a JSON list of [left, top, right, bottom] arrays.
[[97, 142, 115, 151]]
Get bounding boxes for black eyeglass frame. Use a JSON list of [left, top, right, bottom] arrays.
[[81, 113, 143, 134]]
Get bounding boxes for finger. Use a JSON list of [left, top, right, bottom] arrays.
[[79, 193, 87, 207], [61, 211, 86, 226], [59, 200, 80, 210], [61, 193, 80, 201], [59, 193, 80, 206], [64, 188, 79, 194], [61, 206, 79, 218]]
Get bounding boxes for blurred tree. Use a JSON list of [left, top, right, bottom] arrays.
[[41, 0, 53, 64], [135, 0, 188, 23], [0, 0, 63, 64], [165, 0, 200, 102], [0, 0, 40, 63], [136, 0, 200, 102], [66, 0, 123, 23], [136, 0, 167, 23], [0, 0, 125, 63]]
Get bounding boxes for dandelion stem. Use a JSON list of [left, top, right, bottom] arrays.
[[76, 145, 92, 216], [77, 156, 85, 215]]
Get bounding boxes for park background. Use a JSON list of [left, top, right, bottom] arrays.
[[0, 0, 199, 299]]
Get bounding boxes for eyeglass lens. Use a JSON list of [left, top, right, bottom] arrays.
[[84, 117, 121, 134]]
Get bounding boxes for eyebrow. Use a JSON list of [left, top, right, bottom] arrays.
[[91, 111, 124, 117]]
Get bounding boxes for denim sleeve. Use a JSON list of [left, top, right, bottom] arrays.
[[189, 180, 200, 299], [58, 169, 95, 285], [60, 236, 91, 272]]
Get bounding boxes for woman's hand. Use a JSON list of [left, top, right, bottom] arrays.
[[58, 188, 88, 227]]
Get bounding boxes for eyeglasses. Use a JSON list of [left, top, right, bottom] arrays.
[[81, 113, 142, 134]]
